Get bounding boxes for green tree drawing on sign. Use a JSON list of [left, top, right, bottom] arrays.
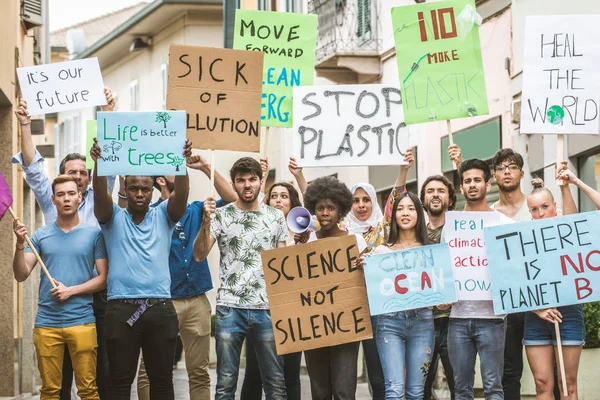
[[169, 156, 185, 172], [155, 112, 172, 128]]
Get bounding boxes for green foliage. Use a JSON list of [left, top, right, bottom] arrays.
[[583, 303, 600, 348], [155, 112, 172, 128]]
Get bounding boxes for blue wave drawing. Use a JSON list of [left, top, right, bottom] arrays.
[[382, 292, 445, 311]]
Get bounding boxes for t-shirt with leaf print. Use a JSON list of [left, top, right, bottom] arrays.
[[211, 203, 288, 309]]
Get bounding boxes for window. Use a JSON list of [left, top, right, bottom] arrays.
[[279, 0, 299, 12], [356, 0, 372, 45], [258, 0, 269, 11], [161, 64, 168, 110], [130, 80, 139, 111]]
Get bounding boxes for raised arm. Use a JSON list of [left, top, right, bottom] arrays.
[[448, 144, 463, 167], [193, 198, 217, 261], [187, 154, 238, 203], [91, 138, 114, 223], [289, 157, 308, 195], [557, 161, 600, 212], [384, 149, 414, 223], [167, 140, 192, 222], [15, 100, 36, 166], [12, 218, 38, 282], [100, 87, 116, 112], [260, 157, 269, 195]]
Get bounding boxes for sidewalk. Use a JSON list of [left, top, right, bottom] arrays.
[[17, 362, 374, 399]]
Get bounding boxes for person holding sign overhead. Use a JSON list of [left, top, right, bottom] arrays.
[[135, 154, 238, 400], [369, 191, 435, 400], [91, 138, 191, 399], [11, 174, 108, 400], [193, 157, 289, 400], [12, 90, 115, 400], [444, 159, 513, 400], [302, 176, 364, 400], [522, 165, 598, 400], [242, 158, 305, 400]]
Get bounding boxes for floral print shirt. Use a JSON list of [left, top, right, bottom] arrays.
[[211, 203, 288, 309]]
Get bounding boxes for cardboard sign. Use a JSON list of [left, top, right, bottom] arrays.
[[391, 0, 489, 124], [234, 10, 318, 127], [444, 211, 501, 301], [485, 211, 600, 314], [261, 235, 373, 355], [364, 244, 457, 315], [96, 111, 186, 176], [520, 15, 600, 134], [85, 120, 96, 169], [17, 58, 107, 115], [167, 45, 263, 152], [292, 84, 410, 167]]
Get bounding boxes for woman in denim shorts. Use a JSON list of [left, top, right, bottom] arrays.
[[524, 166, 600, 399]]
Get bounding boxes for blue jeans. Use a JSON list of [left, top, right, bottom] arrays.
[[448, 318, 506, 400], [363, 316, 385, 400], [376, 308, 434, 400], [215, 306, 286, 400]]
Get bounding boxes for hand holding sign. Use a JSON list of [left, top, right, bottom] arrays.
[[101, 87, 115, 112], [14, 99, 30, 125], [203, 197, 217, 217]]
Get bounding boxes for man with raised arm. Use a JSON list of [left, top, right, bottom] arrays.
[[136, 155, 238, 400], [12, 175, 108, 399], [91, 138, 191, 399], [12, 89, 115, 399], [193, 157, 289, 400]]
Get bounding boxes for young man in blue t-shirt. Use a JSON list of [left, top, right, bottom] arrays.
[[12, 175, 108, 399], [91, 138, 191, 399]]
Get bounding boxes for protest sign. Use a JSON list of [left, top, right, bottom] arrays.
[[520, 16, 600, 134], [292, 84, 410, 167], [485, 211, 600, 314], [261, 235, 372, 355], [364, 244, 457, 315], [444, 211, 501, 300], [96, 111, 186, 176], [85, 120, 96, 169], [167, 45, 264, 152], [17, 58, 106, 115], [234, 10, 318, 127], [391, 0, 488, 124]]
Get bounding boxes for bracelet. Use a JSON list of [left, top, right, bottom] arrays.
[[15, 244, 25, 250], [118, 192, 127, 200], [20, 122, 31, 126]]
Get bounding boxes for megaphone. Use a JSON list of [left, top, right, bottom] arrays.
[[287, 207, 320, 234]]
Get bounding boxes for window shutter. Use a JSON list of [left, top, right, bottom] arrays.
[[356, 0, 364, 38], [223, 0, 240, 49], [22, 0, 43, 29], [364, 0, 371, 35]]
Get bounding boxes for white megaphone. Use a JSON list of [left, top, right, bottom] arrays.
[[287, 207, 321, 234]]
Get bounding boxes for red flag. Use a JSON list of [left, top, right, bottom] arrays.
[[0, 172, 13, 221]]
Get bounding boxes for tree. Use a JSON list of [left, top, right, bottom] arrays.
[[169, 156, 185, 172], [102, 141, 123, 155], [155, 112, 172, 128]]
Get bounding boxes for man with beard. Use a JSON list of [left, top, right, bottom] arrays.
[[444, 159, 512, 400], [420, 175, 458, 400], [193, 157, 288, 399], [91, 138, 191, 399], [489, 149, 532, 400]]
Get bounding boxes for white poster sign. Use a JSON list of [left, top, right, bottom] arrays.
[[17, 58, 107, 115], [292, 84, 410, 167], [521, 15, 600, 134], [444, 211, 501, 301]]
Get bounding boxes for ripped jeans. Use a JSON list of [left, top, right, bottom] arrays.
[[376, 308, 434, 400]]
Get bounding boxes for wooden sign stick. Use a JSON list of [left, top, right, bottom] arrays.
[[263, 126, 270, 158], [8, 207, 57, 288], [554, 321, 568, 397], [556, 135, 565, 185], [447, 120, 458, 170], [210, 149, 215, 199]]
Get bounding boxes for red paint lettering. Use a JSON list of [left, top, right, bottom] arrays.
[[395, 274, 408, 294], [575, 277, 592, 300]]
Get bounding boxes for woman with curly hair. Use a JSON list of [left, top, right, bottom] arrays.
[[372, 191, 435, 400], [302, 175, 362, 400]]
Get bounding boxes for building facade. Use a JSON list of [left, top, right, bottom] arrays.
[[0, 0, 48, 396]]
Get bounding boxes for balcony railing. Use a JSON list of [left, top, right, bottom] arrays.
[[308, 0, 381, 64]]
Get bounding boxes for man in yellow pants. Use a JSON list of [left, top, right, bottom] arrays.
[[12, 175, 108, 399]]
